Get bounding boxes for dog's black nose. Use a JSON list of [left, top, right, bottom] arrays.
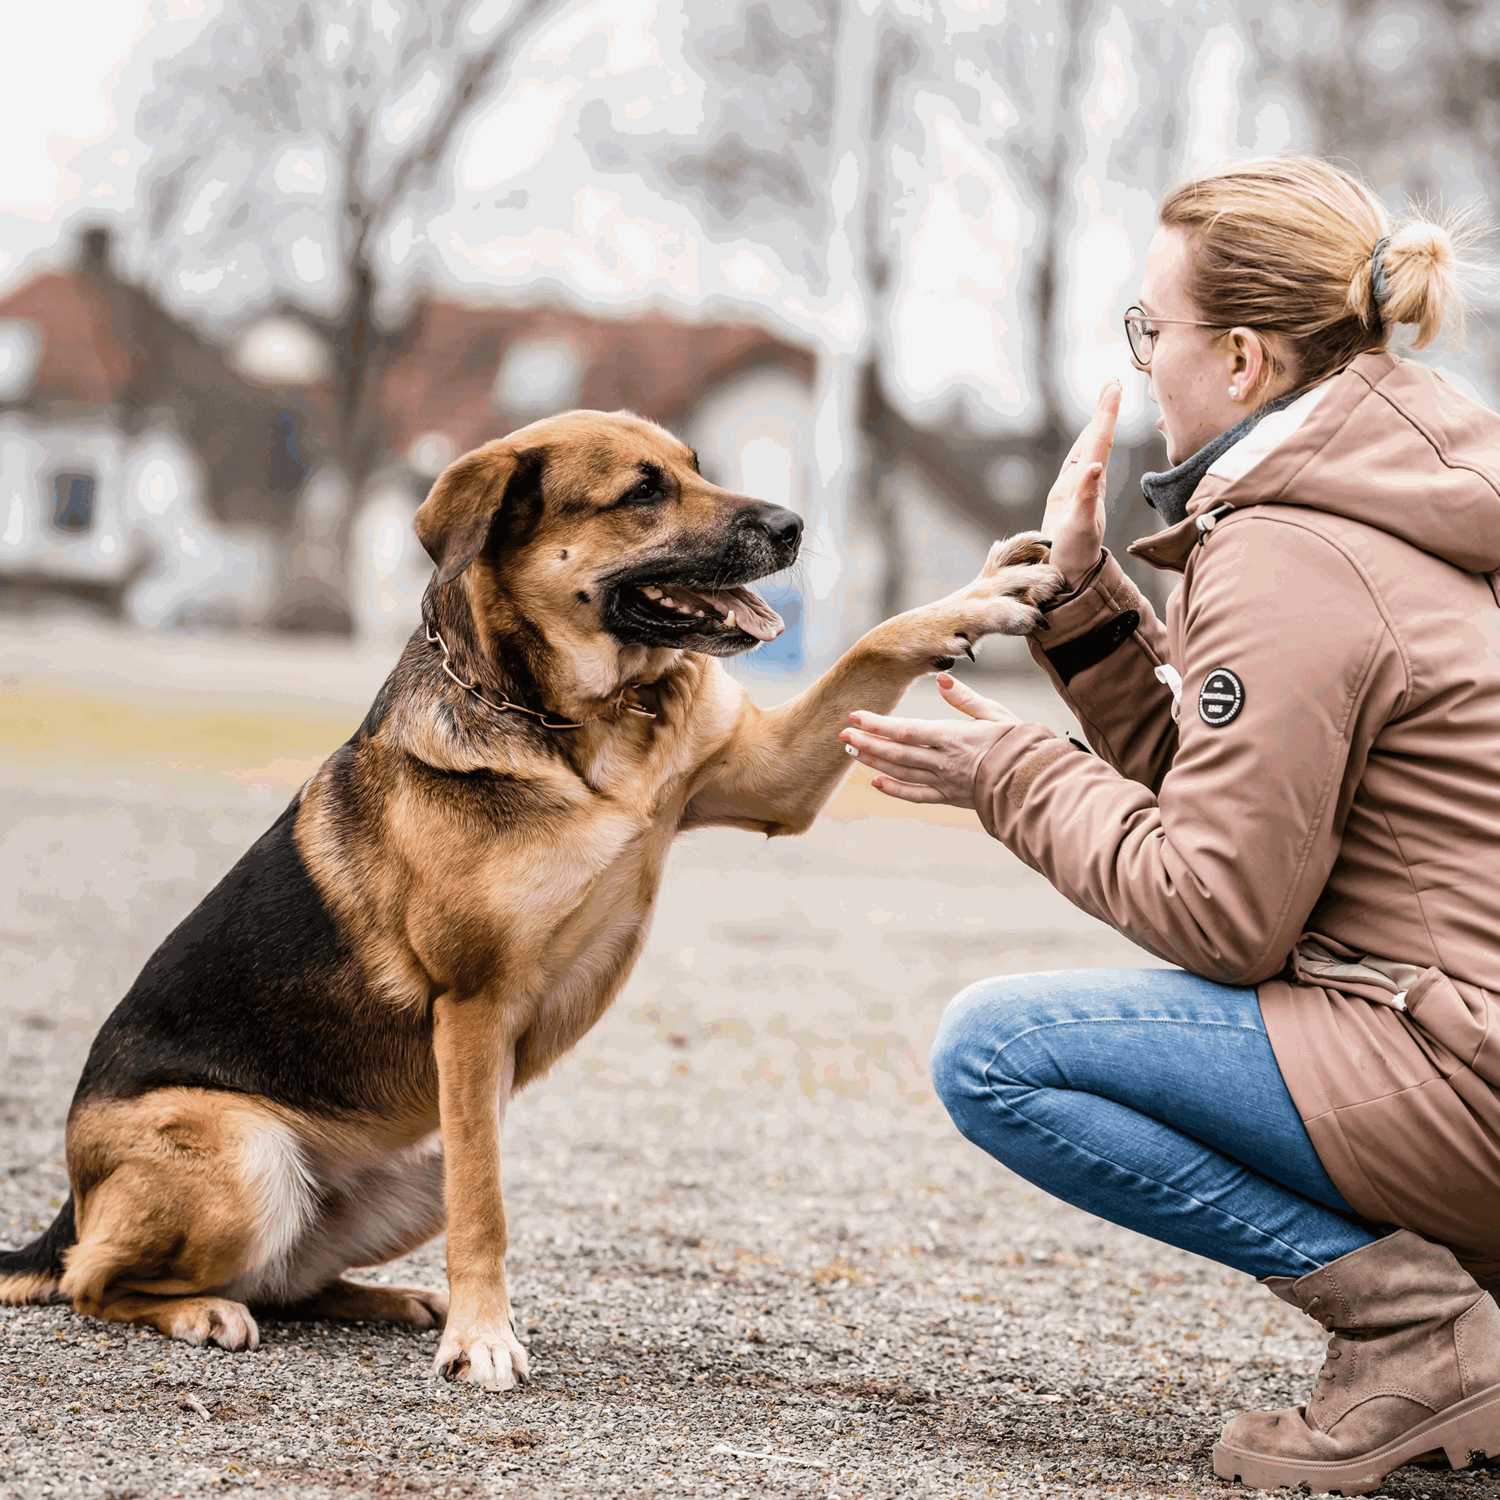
[[768, 507, 803, 547], [747, 505, 803, 549]]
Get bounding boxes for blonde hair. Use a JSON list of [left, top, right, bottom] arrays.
[[1158, 156, 1465, 393]]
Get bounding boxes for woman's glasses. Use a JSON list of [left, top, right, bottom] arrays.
[[1122, 305, 1225, 367]]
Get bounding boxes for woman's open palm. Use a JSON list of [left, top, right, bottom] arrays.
[[839, 675, 1019, 809]]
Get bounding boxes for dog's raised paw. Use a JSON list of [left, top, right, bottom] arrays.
[[983, 531, 1052, 573], [433, 1323, 530, 1391]]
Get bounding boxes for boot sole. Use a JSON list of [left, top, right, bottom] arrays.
[[1213, 1383, 1500, 1495]]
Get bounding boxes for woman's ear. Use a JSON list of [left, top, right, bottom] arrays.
[[415, 441, 536, 585], [1225, 328, 1281, 405], [1224, 328, 1253, 402]]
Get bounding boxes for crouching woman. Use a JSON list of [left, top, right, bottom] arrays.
[[842, 155, 1500, 1494]]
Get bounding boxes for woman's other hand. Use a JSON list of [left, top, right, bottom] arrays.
[[839, 675, 1019, 809], [1041, 380, 1121, 588]]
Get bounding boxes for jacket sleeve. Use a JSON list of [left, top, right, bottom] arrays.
[[1028, 550, 1178, 791], [977, 520, 1405, 986]]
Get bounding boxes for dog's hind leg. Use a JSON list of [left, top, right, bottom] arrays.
[[60, 1163, 265, 1350], [59, 1090, 312, 1350], [77, 1289, 261, 1350]]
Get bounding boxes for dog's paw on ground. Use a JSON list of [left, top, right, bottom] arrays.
[[433, 1319, 530, 1390], [168, 1295, 260, 1350]]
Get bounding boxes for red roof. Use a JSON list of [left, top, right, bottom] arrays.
[[378, 301, 814, 456], [0, 272, 131, 405]]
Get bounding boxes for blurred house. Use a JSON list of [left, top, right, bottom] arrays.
[[0, 229, 298, 628]]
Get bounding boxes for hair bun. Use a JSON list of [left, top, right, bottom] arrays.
[[1377, 219, 1459, 349]]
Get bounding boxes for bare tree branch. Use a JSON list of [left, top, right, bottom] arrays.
[[378, 0, 562, 234]]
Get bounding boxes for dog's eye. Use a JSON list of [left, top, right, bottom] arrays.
[[623, 475, 662, 505]]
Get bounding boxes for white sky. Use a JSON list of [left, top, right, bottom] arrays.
[[0, 0, 217, 265]]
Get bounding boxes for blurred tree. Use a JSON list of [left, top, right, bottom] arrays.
[[137, 0, 561, 630]]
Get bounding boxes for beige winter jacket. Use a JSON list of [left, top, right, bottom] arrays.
[[974, 352, 1500, 1276]]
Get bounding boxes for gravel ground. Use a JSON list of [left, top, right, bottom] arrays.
[[4, 622, 1500, 1500]]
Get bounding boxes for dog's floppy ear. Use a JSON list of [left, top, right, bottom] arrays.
[[415, 441, 538, 585]]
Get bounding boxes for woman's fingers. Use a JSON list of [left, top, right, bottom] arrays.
[[869, 776, 947, 805], [935, 672, 1011, 723], [1083, 381, 1122, 468], [844, 710, 940, 746], [840, 728, 942, 773], [856, 752, 938, 785]]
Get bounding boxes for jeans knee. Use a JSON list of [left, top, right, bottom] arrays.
[[927, 1017, 968, 1118], [929, 975, 1038, 1126]]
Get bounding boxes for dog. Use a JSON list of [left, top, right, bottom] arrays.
[[0, 409, 1059, 1389]]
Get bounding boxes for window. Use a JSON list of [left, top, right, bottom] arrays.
[[51, 471, 96, 533]]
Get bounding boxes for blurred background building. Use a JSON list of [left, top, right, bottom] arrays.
[[2, 0, 1496, 672]]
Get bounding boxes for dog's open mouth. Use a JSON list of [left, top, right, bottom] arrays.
[[623, 581, 784, 642]]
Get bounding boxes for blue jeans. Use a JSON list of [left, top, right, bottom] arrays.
[[929, 968, 1377, 1279]]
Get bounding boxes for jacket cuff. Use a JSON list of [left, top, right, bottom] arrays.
[[1035, 548, 1145, 645], [970, 722, 1071, 840], [1029, 552, 1148, 688]]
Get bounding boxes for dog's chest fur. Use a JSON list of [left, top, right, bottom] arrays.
[[292, 660, 733, 1088]]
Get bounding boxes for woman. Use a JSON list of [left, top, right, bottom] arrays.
[[841, 155, 1500, 1494]]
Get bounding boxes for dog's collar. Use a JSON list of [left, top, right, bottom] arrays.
[[425, 626, 657, 729]]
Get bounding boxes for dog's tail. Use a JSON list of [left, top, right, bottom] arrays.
[[0, 1194, 76, 1305]]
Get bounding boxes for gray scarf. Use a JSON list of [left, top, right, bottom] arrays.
[[1142, 391, 1301, 527]]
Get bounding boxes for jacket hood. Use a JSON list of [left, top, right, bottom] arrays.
[[1129, 352, 1500, 575]]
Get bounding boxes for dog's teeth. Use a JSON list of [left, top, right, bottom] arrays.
[[659, 595, 675, 607], [641, 585, 663, 600], [691, 607, 704, 617], [724, 610, 736, 629]]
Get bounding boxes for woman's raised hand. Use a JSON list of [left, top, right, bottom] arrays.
[[1041, 381, 1121, 589]]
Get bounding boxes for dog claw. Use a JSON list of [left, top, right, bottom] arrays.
[[962, 645, 976, 662]]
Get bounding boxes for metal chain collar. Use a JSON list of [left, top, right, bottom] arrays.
[[424, 626, 656, 729]]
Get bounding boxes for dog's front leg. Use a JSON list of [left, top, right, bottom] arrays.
[[430, 993, 529, 1391], [684, 532, 1061, 835]]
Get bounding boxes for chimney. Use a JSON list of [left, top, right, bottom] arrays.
[[80, 226, 113, 272]]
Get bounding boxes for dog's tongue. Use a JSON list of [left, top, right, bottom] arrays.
[[676, 585, 784, 641]]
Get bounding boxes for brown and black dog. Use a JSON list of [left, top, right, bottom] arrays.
[[0, 410, 1058, 1389]]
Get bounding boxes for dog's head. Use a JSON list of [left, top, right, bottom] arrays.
[[415, 411, 802, 662]]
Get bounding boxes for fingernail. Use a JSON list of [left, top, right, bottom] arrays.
[[844, 744, 858, 757], [936, 672, 954, 687]]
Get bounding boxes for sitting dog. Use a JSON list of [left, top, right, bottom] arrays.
[[0, 410, 1058, 1389]]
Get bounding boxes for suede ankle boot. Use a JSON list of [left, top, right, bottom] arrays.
[[1214, 1231, 1500, 1495]]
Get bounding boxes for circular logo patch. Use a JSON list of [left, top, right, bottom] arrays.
[[1198, 667, 1245, 727]]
